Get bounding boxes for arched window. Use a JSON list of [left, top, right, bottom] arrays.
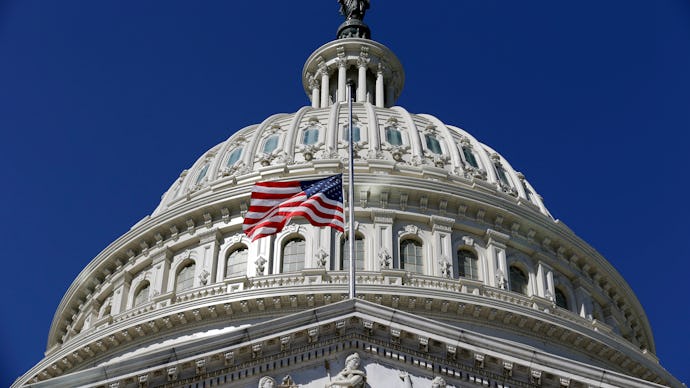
[[226, 246, 248, 278], [227, 148, 242, 166], [341, 234, 365, 271], [195, 163, 209, 184], [457, 249, 479, 280], [462, 146, 479, 168], [509, 265, 528, 295], [282, 238, 305, 273], [303, 127, 319, 145], [343, 125, 361, 142], [425, 134, 442, 154], [555, 288, 568, 309], [176, 262, 196, 292], [385, 126, 403, 146], [400, 239, 423, 274], [133, 282, 150, 307], [263, 135, 279, 153]]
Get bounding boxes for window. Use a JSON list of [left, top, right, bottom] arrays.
[[385, 126, 403, 146], [303, 127, 319, 145], [343, 125, 361, 142], [400, 239, 423, 274], [195, 163, 209, 184], [263, 135, 279, 153], [425, 134, 442, 154], [133, 282, 150, 307], [226, 246, 248, 278], [462, 146, 479, 168], [495, 163, 511, 186], [342, 234, 365, 270], [457, 249, 479, 280], [555, 288, 568, 309], [227, 148, 242, 166], [282, 238, 305, 273], [509, 266, 528, 295], [176, 262, 196, 292]]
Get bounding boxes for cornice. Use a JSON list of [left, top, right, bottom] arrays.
[[18, 299, 679, 388]]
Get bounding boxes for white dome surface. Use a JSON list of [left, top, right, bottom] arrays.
[[153, 103, 550, 219]]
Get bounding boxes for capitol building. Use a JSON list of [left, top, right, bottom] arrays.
[[12, 3, 683, 388]]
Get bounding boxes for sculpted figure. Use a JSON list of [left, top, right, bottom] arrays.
[[378, 247, 392, 269], [326, 352, 366, 387], [258, 376, 276, 388], [338, 0, 370, 20], [439, 260, 452, 278], [431, 376, 447, 388]]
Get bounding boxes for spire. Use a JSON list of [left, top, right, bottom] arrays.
[[337, 0, 371, 39]]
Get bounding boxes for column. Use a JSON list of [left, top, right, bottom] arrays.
[[110, 272, 132, 315], [320, 64, 330, 108], [574, 284, 593, 319], [431, 216, 454, 277], [375, 66, 385, 107], [373, 212, 394, 269], [485, 229, 509, 289], [151, 249, 172, 297], [357, 59, 367, 102], [199, 231, 222, 286], [337, 58, 347, 102], [386, 79, 395, 107], [309, 76, 320, 108], [536, 261, 554, 299]]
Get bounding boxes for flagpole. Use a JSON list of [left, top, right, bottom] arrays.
[[347, 80, 356, 300]]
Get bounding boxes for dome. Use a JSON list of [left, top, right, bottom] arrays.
[[15, 4, 682, 388], [152, 103, 550, 219]]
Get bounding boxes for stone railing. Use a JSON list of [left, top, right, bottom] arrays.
[[72, 269, 613, 347]]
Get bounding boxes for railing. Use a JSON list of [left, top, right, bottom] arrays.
[[74, 270, 613, 345]]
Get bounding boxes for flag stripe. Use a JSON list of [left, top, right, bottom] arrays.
[[243, 175, 344, 241]]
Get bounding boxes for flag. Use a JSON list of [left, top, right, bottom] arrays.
[[243, 175, 345, 241]]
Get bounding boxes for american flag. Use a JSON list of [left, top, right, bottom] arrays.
[[243, 175, 345, 241]]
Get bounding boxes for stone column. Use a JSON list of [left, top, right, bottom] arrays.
[[357, 58, 368, 102], [386, 77, 396, 107], [574, 283, 593, 319], [337, 58, 347, 103], [431, 216, 454, 277], [320, 64, 330, 108], [376, 64, 385, 107], [536, 258, 554, 299], [373, 212, 394, 270], [151, 249, 172, 297], [485, 229, 509, 289], [309, 74, 320, 108], [110, 272, 133, 315], [198, 230, 222, 287]]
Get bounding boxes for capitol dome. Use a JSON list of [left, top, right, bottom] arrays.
[[13, 3, 682, 388]]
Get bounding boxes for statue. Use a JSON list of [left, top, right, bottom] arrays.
[[439, 259, 452, 278], [258, 376, 277, 388], [326, 352, 366, 387], [378, 247, 392, 269], [495, 268, 507, 290], [338, 0, 370, 21], [315, 248, 329, 268], [255, 256, 267, 276], [431, 376, 447, 388]]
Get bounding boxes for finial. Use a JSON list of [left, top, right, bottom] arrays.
[[338, 0, 370, 21], [337, 0, 371, 39]]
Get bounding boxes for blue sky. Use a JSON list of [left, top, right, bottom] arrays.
[[1, 1, 689, 386]]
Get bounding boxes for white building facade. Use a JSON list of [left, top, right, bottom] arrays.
[[13, 3, 682, 388]]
